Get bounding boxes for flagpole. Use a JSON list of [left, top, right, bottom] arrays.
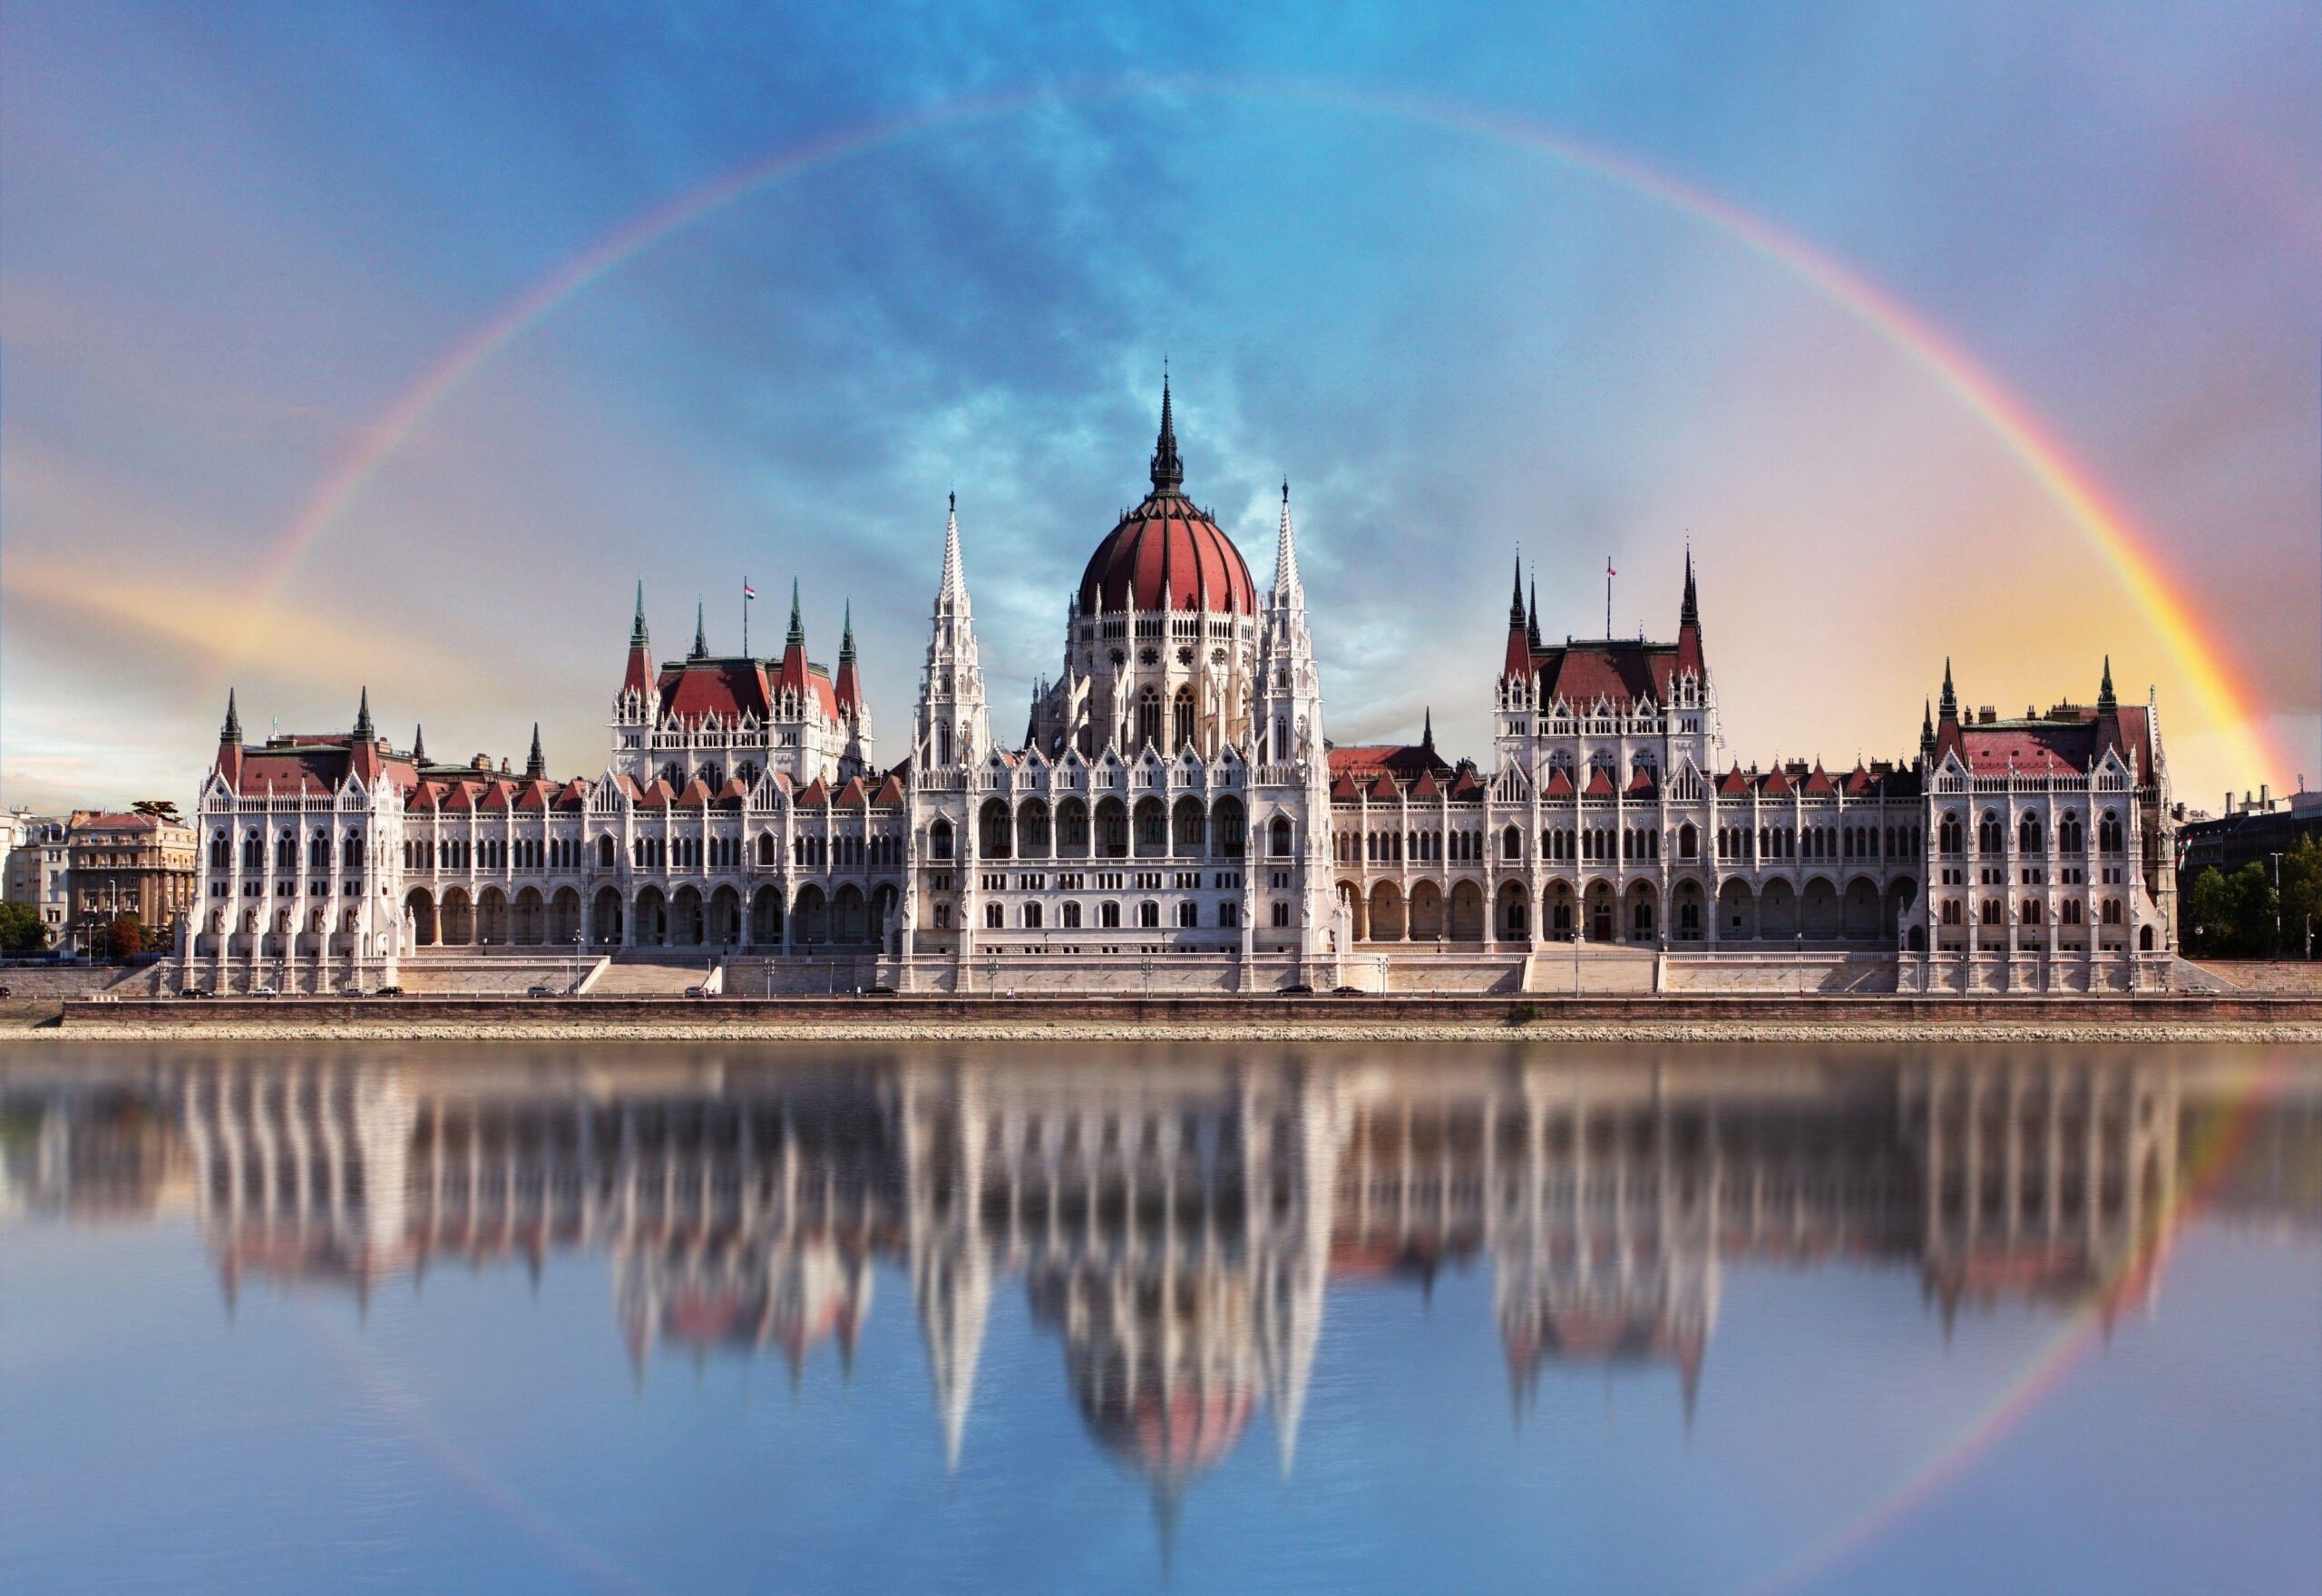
[[1605, 559, 1613, 638], [742, 577, 751, 656]]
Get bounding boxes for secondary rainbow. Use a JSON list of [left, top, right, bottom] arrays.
[[222, 75, 2280, 783]]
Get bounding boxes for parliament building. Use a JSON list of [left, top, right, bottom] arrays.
[[181, 382, 2177, 996]]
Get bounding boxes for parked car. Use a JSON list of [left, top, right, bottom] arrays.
[[525, 984, 557, 998], [180, 988, 212, 1000], [1279, 983, 1315, 996], [864, 984, 899, 997], [340, 986, 366, 998], [373, 985, 403, 998], [1331, 985, 1363, 996], [250, 985, 278, 998]]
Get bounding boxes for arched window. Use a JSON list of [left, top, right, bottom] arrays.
[[1219, 900, 1238, 928], [930, 819, 954, 861], [1023, 901, 1043, 929], [698, 763, 723, 791], [2019, 814, 2044, 854], [756, 832, 776, 867], [1137, 687, 1162, 750], [1173, 686, 1195, 751], [1270, 815, 1293, 858], [1176, 900, 1197, 928], [1062, 900, 1082, 929], [980, 801, 1011, 858], [344, 830, 364, 867], [1137, 900, 1160, 929], [2102, 897, 2123, 925], [1100, 900, 1121, 929], [597, 833, 617, 868], [243, 828, 262, 868], [1502, 824, 1522, 861], [1941, 900, 1963, 925], [1679, 823, 1697, 860], [2099, 812, 2123, 855], [210, 830, 229, 869], [984, 902, 1003, 929], [1938, 813, 1962, 854]]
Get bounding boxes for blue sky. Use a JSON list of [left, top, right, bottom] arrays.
[[4, 1, 2316, 808]]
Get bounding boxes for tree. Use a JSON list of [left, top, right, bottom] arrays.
[[2278, 835, 2322, 959], [2224, 861, 2279, 959], [95, 914, 145, 960], [2183, 867, 2234, 956], [0, 900, 46, 954]]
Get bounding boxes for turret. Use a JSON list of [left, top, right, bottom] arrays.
[[350, 686, 381, 783], [1501, 556, 1532, 683], [834, 599, 864, 722], [775, 579, 812, 699], [915, 493, 990, 769], [1674, 549, 1706, 680], [622, 582, 654, 702], [2097, 655, 2117, 716], [216, 690, 243, 787], [526, 723, 546, 780]]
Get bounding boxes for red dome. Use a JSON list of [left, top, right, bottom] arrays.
[[1078, 490, 1257, 617], [1078, 375, 1258, 617]]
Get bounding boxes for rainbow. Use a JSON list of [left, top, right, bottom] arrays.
[[1732, 1047, 2299, 1596], [223, 76, 2279, 783]]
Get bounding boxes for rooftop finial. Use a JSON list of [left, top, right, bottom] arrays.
[[1919, 698, 1936, 756], [2097, 654, 2117, 715], [1527, 571, 1541, 647], [412, 723, 427, 764], [1939, 657, 1957, 720], [691, 599, 707, 659], [1509, 554, 1526, 628], [526, 722, 545, 779], [1150, 366, 1184, 491], [220, 689, 242, 745], [1681, 546, 1699, 627], [785, 579, 805, 651], [353, 686, 375, 743], [630, 580, 649, 647], [1422, 706, 1436, 752], [840, 598, 856, 664]]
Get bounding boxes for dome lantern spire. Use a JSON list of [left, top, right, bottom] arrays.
[[1149, 367, 1184, 492]]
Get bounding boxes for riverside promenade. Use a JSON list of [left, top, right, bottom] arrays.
[[37, 990, 2322, 1044]]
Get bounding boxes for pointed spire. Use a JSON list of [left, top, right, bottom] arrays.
[[1509, 555, 1527, 628], [526, 723, 545, 779], [1421, 706, 1436, 753], [691, 599, 707, 659], [1527, 573, 1541, 648], [1149, 368, 1184, 492], [840, 598, 856, 664], [1938, 657, 1958, 721], [785, 578, 805, 651], [1919, 698, 1935, 757], [1271, 480, 1302, 603], [353, 686, 375, 743], [630, 580, 649, 647], [412, 724, 427, 764], [1682, 547, 1699, 628], [220, 689, 241, 745], [2097, 655, 2117, 715]]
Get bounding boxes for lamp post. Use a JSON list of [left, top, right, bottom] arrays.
[[2268, 852, 2284, 959]]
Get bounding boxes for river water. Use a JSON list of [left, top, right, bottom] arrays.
[[1, 1040, 2315, 1595]]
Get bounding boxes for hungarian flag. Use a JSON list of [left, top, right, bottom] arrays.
[[743, 580, 757, 599], [1606, 559, 1616, 578]]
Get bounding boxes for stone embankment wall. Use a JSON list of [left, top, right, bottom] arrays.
[[52, 989, 2322, 1040]]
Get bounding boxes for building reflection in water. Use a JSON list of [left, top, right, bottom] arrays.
[[7, 1048, 2315, 1538]]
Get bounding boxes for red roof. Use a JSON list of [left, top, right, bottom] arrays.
[[659, 659, 772, 725], [1940, 706, 2153, 778], [1078, 488, 1256, 616], [1520, 640, 1680, 708]]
